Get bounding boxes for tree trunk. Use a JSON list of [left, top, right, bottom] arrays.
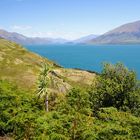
[[72, 119, 76, 140], [45, 94, 49, 112]]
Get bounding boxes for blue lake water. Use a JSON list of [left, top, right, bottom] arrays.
[[25, 44, 140, 78]]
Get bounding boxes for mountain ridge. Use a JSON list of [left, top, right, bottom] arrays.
[[1, 20, 140, 45], [88, 20, 140, 44], [0, 29, 69, 45], [0, 29, 100, 45], [73, 34, 98, 44]]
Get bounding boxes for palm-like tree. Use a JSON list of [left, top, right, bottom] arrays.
[[37, 63, 50, 112]]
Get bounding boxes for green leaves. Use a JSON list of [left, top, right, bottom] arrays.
[[37, 63, 51, 112], [66, 88, 91, 115], [89, 63, 140, 114], [1, 63, 140, 139], [37, 63, 50, 98], [0, 80, 44, 139]]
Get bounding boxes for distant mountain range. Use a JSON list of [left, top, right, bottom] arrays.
[[1, 20, 140, 45], [0, 29, 98, 45], [88, 20, 140, 44], [73, 34, 98, 44], [0, 29, 68, 45]]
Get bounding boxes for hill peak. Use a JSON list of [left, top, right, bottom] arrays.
[[89, 20, 140, 44], [106, 20, 140, 34]]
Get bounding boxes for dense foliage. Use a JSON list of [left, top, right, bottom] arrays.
[[89, 63, 140, 115], [0, 63, 140, 139]]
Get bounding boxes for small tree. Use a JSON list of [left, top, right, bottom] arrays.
[[37, 63, 50, 112], [89, 63, 140, 114]]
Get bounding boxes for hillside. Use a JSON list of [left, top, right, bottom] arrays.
[[73, 34, 98, 44], [1, 39, 140, 140], [89, 20, 140, 44], [0, 38, 95, 93]]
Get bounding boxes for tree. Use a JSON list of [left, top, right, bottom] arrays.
[[37, 63, 50, 112], [89, 63, 140, 114]]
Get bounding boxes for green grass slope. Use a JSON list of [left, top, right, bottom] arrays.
[[0, 38, 55, 90], [0, 38, 96, 93]]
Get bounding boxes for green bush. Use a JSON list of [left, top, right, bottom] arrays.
[[89, 63, 140, 115], [1, 63, 140, 139]]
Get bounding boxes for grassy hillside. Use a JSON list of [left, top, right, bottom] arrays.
[[1, 38, 140, 140], [0, 38, 95, 93]]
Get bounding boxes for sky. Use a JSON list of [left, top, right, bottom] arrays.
[[0, 0, 140, 40]]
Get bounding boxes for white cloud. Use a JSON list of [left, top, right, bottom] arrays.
[[10, 25, 32, 31]]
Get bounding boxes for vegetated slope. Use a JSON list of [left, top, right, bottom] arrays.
[[89, 20, 140, 44], [0, 38, 96, 92], [1, 63, 140, 140]]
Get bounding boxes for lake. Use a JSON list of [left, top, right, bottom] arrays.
[[25, 44, 140, 78]]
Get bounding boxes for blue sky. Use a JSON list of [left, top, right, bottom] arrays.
[[0, 0, 140, 40]]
